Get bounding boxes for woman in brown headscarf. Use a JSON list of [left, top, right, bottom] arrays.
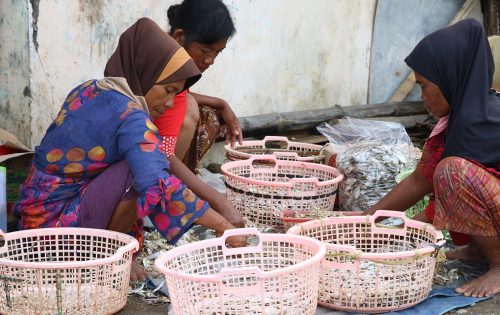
[[14, 18, 245, 281]]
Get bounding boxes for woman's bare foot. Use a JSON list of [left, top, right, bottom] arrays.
[[454, 235, 500, 298], [456, 265, 500, 297], [446, 242, 486, 262], [130, 261, 147, 282]]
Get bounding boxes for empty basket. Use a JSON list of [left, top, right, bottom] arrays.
[[225, 136, 325, 163], [221, 155, 344, 228], [155, 228, 326, 315], [288, 210, 444, 313], [0, 228, 139, 315]]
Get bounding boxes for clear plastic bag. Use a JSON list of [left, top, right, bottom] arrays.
[[317, 117, 418, 211]]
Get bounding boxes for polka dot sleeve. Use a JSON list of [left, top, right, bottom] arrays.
[[117, 109, 210, 244], [160, 136, 177, 156]]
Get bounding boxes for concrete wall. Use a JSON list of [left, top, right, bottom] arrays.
[[195, 0, 376, 116], [2, 1, 479, 147], [0, 0, 31, 145], [7, 0, 377, 147], [28, 0, 179, 147]]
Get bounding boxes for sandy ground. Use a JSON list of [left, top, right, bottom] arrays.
[[118, 293, 499, 315]]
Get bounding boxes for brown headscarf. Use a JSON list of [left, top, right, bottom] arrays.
[[104, 17, 201, 96]]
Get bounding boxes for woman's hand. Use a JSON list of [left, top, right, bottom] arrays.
[[218, 99, 243, 147], [197, 208, 246, 245], [214, 222, 247, 248], [224, 235, 248, 248], [189, 92, 243, 147]]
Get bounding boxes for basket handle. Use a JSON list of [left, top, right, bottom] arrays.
[[221, 228, 264, 255], [262, 136, 290, 147], [272, 151, 301, 159], [369, 210, 408, 237], [247, 155, 280, 172]]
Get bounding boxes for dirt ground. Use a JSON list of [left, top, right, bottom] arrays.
[[118, 295, 166, 314], [118, 293, 499, 315]]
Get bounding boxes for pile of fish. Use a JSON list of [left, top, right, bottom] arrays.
[[129, 226, 217, 304], [433, 257, 488, 286], [322, 260, 418, 308], [320, 241, 436, 309], [337, 142, 417, 211]]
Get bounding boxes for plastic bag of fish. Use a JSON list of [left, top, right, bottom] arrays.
[[317, 118, 419, 211]]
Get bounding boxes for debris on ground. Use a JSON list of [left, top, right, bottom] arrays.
[[129, 226, 215, 304]]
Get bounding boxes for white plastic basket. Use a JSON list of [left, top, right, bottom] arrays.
[[225, 136, 325, 163], [0, 228, 138, 315], [221, 155, 344, 229], [155, 228, 326, 315], [288, 210, 445, 313]]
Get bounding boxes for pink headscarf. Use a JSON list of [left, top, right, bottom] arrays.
[[429, 116, 448, 139]]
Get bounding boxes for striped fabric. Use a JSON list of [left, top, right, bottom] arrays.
[[434, 157, 500, 237]]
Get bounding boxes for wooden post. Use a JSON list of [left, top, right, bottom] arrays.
[[482, 0, 500, 35], [240, 101, 427, 135], [387, 0, 479, 102]]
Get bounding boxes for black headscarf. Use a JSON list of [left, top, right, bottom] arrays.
[[405, 18, 500, 168]]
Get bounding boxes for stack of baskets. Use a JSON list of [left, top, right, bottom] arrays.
[[0, 228, 138, 315], [152, 211, 443, 314], [224, 136, 325, 163], [0, 134, 444, 315], [221, 155, 344, 228], [288, 210, 444, 313], [155, 131, 444, 314]]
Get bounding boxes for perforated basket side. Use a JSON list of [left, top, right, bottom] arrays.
[[222, 157, 344, 228], [287, 211, 443, 313], [0, 228, 138, 315], [155, 229, 326, 315]]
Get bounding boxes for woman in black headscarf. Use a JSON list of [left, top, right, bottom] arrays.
[[367, 19, 500, 298]]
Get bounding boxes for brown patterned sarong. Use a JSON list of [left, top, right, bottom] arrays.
[[433, 157, 500, 237], [182, 105, 221, 172]]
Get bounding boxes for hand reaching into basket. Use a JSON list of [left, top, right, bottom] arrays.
[[196, 207, 247, 247], [224, 235, 248, 248]]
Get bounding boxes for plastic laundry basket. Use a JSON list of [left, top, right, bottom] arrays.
[[225, 136, 325, 163], [221, 155, 344, 228], [0, 228, 139, 315], [155, 228, 326, 315], [288, 210, 444, 313]]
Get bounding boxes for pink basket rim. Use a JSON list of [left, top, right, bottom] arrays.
[[224, 136, 323, 155], [0, 227, 139, 269], [221, 156, 344, 187], [317, 299, 425, 313], [226, 150, 322, 161], [280, 210, 363, 224], [287, 211, 444, 260], [155, 228, 326, 282]]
